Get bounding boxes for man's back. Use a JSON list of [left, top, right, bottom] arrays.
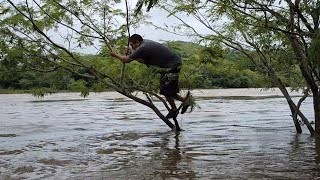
[[129, 39, 181, 68]]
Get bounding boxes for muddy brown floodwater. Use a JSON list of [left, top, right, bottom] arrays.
[[0, 89, 320, 179]]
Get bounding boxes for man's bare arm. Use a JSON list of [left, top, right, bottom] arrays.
[[110, 51, 133, 63]]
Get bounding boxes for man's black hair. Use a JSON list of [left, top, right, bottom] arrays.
[[129, 34, 143, 42]]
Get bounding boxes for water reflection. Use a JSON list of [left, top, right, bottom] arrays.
[[153, 131, 196, 179]]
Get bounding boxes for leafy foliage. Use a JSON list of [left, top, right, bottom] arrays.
[[68, 79, 89, 97], [31, 87, 57, 98], [0, 40, 277, 92]]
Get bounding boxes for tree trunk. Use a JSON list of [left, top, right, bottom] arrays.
[[276, 82, 314, 135], [274, 79, 302, 133], [286, 34, 317, 135], [110, 84, 177, 130], [288, 101, 302, 133], [173, 117, 181, 131], [269, 71, 301, 132]]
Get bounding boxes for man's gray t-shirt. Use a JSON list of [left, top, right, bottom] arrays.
[[129, 39, 181, 68]]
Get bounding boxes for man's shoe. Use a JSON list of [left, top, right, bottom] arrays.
[[181, 91, 191, 114], [166, 109, 178, 119], [181, 104, 190, 114]]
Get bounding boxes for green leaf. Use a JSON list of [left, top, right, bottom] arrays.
[[68, 80, 89, 98], [31, 88, 57, 98]]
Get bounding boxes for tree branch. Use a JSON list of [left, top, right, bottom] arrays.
[[51, 0, 113, 51], [31, 0, 103, 40]]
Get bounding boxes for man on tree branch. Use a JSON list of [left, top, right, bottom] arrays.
[[111, 34, 190, 119]]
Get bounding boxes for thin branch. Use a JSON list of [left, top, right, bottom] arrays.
[[27, 65, 59, 73], [51, 0, 113, 51], [31, 0, 103, 40], [285, 0, 314, 33], [8, 0, 102, 79]]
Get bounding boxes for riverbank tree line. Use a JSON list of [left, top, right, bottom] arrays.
[[0, 40, 277, 92]]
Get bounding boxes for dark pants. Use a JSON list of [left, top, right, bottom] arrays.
[[159, 67, 180, 97]]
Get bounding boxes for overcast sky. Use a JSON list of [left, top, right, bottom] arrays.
[[94, 2, 210, 54], [125, 1, 194, 42], [133, 11, 191, 42], [9, 0, 210, 54], [132, 10, 212, 42], [86, 0, 211, 53], [71, 2, 197, 54]]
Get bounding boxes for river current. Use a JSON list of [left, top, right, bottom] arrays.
[[0, 89, 319, 179]]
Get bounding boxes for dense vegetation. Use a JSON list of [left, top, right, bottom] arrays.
[[0, 41, 275, 92]]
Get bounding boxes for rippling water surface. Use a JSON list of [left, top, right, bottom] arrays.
[[1, 89, 320, 179]]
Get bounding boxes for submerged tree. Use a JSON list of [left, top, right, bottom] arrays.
[[0, 0, 194, 131], [139, 0, 318, 135]]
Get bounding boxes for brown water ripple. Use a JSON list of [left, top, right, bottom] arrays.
[[0, 90, 319, 179]]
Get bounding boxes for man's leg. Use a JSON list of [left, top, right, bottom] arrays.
[[160, 69, 183, 119], [165, 96, 178, 119], [166, 96, 177, 110], [174, 92, 191, 114]]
